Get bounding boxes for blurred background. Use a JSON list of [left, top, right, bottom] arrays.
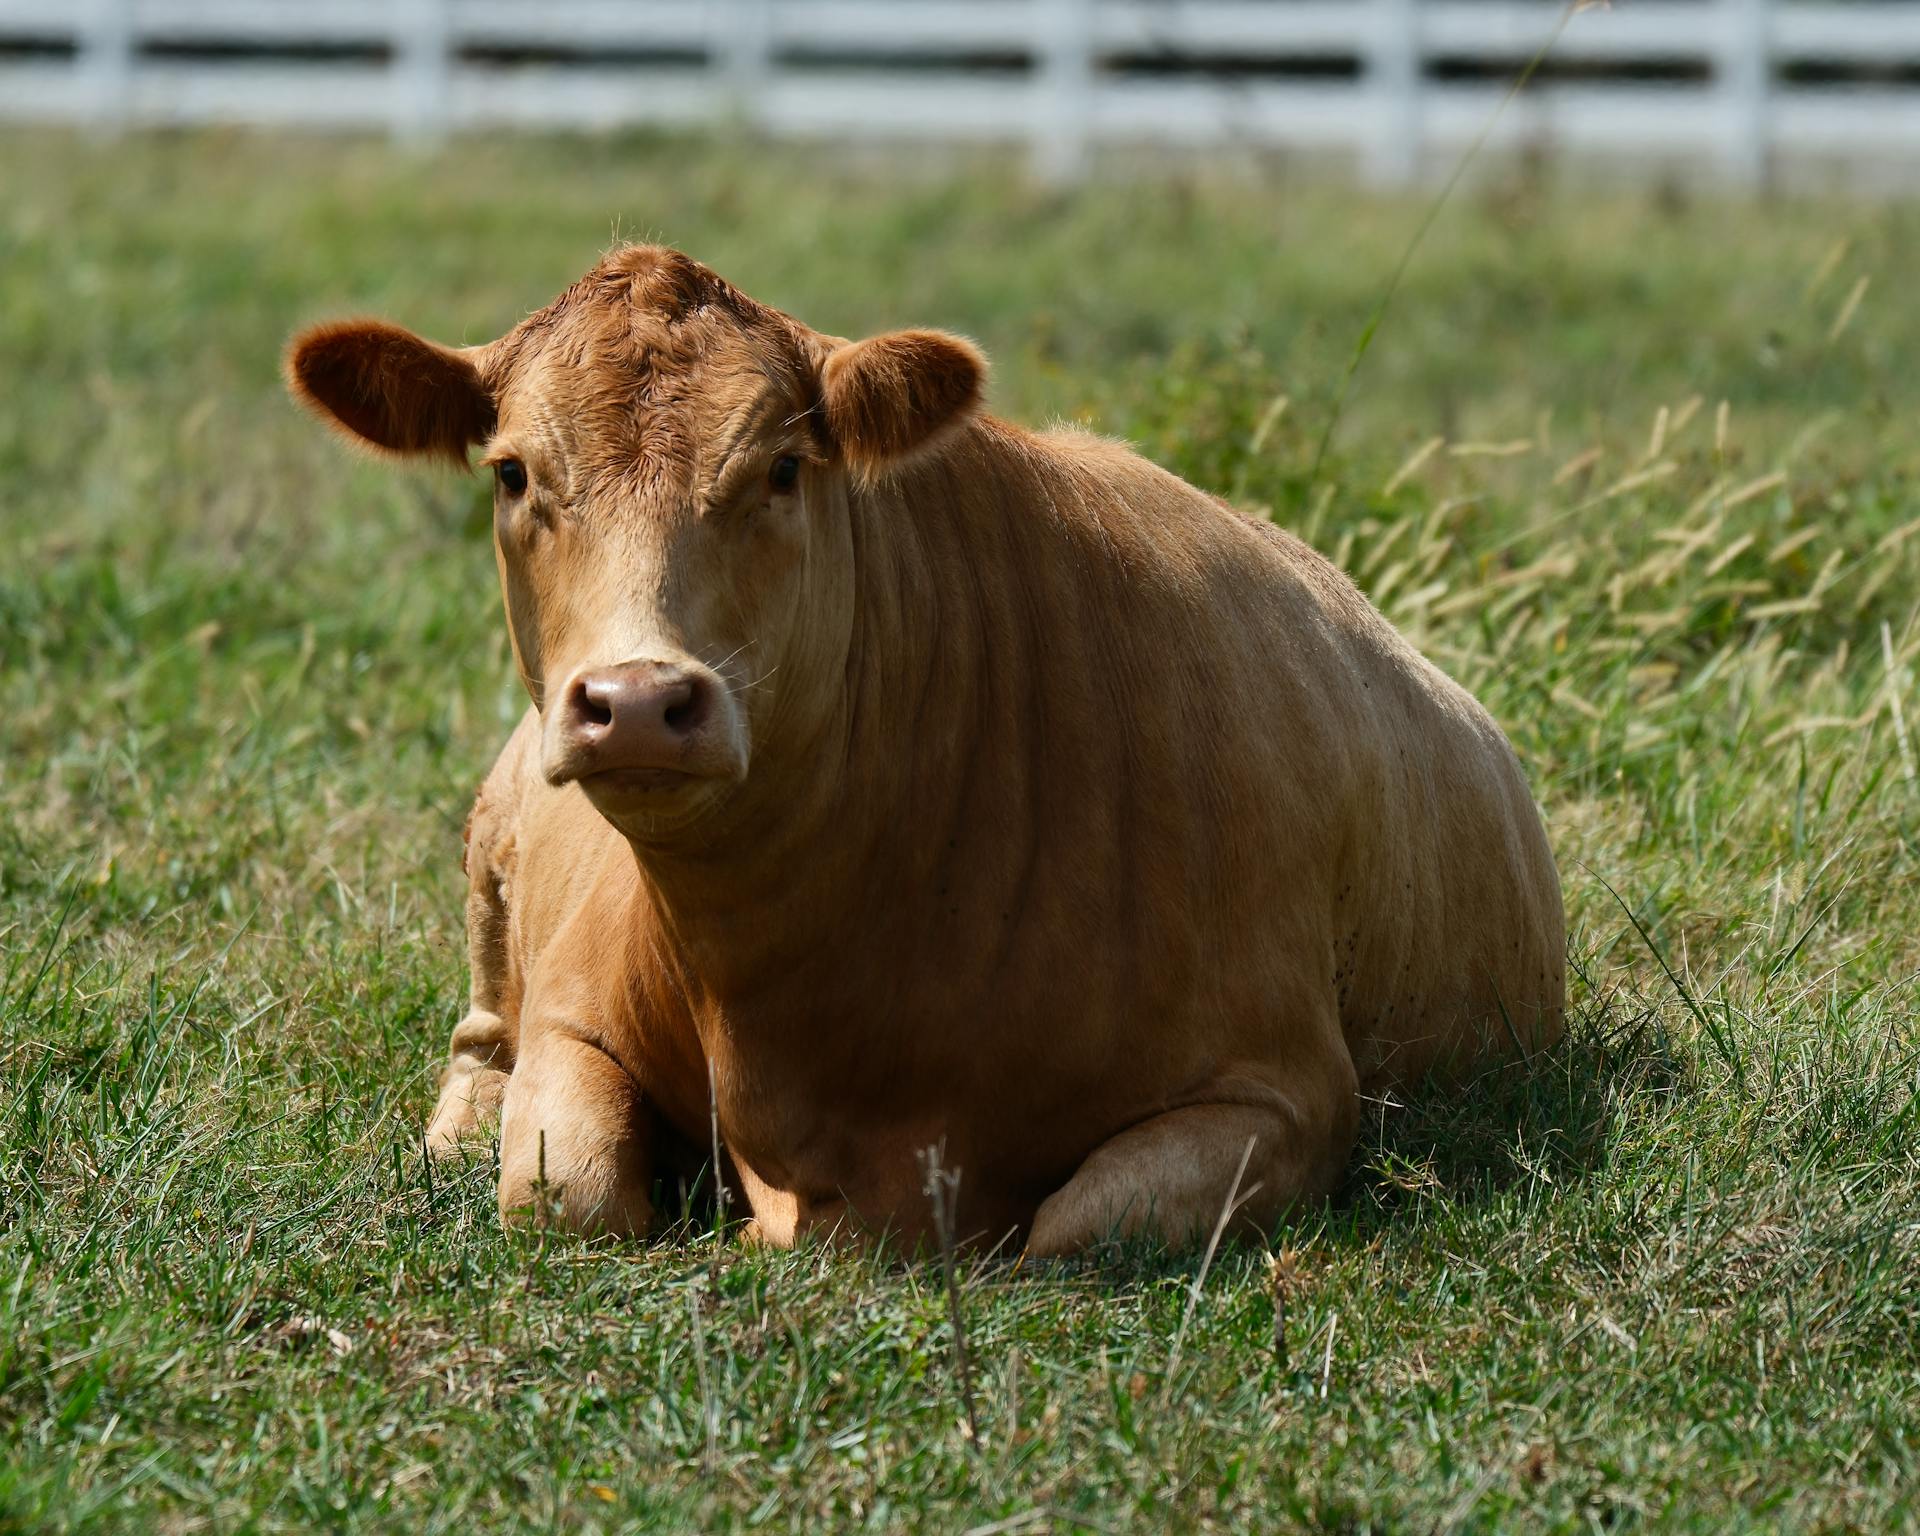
[[5, 0, 1920, 188]]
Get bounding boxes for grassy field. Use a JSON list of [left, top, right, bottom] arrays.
[[2, 129, 1917, 1532]]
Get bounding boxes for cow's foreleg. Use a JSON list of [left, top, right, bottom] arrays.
[[430, 902, 515, 1154], [426, 1008, 514, 1155], [426, 799, 520, 1155], [495, 1017, 655, 1236], [1025, 1053, 1358, 1257]]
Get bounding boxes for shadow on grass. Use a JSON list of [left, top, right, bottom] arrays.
[[1038, 967, 1688, 1286], [1336, 986, 1686, 1239]]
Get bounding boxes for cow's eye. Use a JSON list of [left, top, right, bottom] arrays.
[[769, 454, 801, 493], [495, 459, 528, 497]]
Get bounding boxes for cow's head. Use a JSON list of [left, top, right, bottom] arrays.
[[286, 246, 985, 839]]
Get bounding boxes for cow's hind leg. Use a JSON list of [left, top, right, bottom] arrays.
[[426, 774, 521, 1156], [1026, 1055, 1358, 1258]]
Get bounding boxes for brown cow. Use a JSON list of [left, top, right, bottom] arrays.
[[285, 245, 1563, 1255]]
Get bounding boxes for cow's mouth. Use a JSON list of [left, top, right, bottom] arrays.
[[582, 766, 704, 796], [576, 762, 743, 840]]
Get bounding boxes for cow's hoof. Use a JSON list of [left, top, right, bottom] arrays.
[[423, 1115, 495, 1160], [425, 1066, 509, 1158], [499, 1169, 653, 1238]]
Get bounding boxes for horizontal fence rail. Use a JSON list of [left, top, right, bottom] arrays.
[[4, 1, 1920, 183]]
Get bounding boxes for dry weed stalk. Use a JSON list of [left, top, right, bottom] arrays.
[[918, 1140, 981, 1445], [1268, 1247, 1305, 1377], [707, 1057, 731, 1292], [1164, 1133, 1261, 1393]]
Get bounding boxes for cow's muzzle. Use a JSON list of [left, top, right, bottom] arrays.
[[544, 658, 745, 793]]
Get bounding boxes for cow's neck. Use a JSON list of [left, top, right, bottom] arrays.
[[621, 417, 1074, 1011]]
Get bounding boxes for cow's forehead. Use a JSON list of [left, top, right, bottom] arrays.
[[490, 243, 798, 382], [484, 246, 815, 486], [494, 352, 783, 479]]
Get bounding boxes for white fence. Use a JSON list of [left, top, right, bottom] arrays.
[[5, 1, 1920, 184]]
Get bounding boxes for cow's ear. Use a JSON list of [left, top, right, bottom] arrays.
[[819, 329, 986, 471], [284, 320, 495, 465]]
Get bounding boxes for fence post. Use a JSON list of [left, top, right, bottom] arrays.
[[1364, 0, 1421, 186], [394, 0, 451, 142], [81, 0, 134, 132], [1718, 0, 1771, 189], [1034, 0, 1094, 184], [715, 0, 773, 130]]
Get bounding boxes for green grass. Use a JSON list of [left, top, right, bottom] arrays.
[[2, 129, 1917, 1533]]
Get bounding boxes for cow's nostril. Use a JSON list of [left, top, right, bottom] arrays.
[[572, 679, 614, 729], [662, 678, 709, 737]]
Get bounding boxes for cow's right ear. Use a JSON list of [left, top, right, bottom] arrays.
[[284, 320, 495, 465]]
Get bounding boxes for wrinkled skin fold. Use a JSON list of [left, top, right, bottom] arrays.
[[285, 244, 1565, 1254]]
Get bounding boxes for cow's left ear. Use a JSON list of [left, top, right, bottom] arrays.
[[819, 329, 986, 471]]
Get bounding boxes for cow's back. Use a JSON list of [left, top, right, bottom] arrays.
[[1016, 426, 1565, 1084], [1234, 516, 1565, 1082]]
